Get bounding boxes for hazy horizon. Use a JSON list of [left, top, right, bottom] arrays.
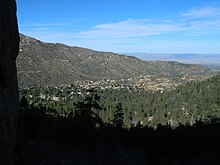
[[20, 32, 220, 66], [126, 53, 220, 65]]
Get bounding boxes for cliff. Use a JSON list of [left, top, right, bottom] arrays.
[[0, 0, 20, 164]]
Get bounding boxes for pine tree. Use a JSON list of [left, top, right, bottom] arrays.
[[73, 88, 103, 130], [112, 102, 124, 128]]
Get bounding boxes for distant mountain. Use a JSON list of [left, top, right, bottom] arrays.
[[205, 64, 220, 71], [17, 34, 215, 88], [126, 53, 220, 65]]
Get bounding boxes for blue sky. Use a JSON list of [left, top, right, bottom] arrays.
[[17, 0, 220, 54]]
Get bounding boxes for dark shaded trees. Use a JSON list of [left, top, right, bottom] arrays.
[[18, 75, 220, 128], [73, 88, 103, 130], [112, 102, 124, 128]]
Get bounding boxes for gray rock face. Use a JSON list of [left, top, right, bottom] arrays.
[[0, 0, 20, 164]]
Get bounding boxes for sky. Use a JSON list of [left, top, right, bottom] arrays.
[[17, 0, 220, 55]]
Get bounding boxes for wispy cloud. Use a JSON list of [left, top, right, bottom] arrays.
[[19, 6, 220, 53], [182, 6, 220, 18], [20, 23, 66, 27], [71, 6, 220, 41], [75, 19, 185, 40], [73, 13, 220, 41]]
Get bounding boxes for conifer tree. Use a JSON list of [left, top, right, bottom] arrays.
[[112, 102, 124, 128]]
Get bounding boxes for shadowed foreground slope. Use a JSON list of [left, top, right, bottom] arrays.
[[16, 101, 220, 165]]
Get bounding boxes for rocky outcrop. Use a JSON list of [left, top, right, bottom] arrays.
[[0, 0, 20, 164]]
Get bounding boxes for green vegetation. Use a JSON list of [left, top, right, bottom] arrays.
[[19, 75, 220, 129], [16, 75, 220, 164]]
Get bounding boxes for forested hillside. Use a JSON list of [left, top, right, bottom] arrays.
[[16, 75, 220, 164], [19, 75, 220, 129]]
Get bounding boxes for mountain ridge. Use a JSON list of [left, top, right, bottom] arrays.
[[17, 34, 215, 89]]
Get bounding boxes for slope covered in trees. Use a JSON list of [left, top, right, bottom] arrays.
[[16, 75, 220, 164], [19, 75, 220, 129]]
